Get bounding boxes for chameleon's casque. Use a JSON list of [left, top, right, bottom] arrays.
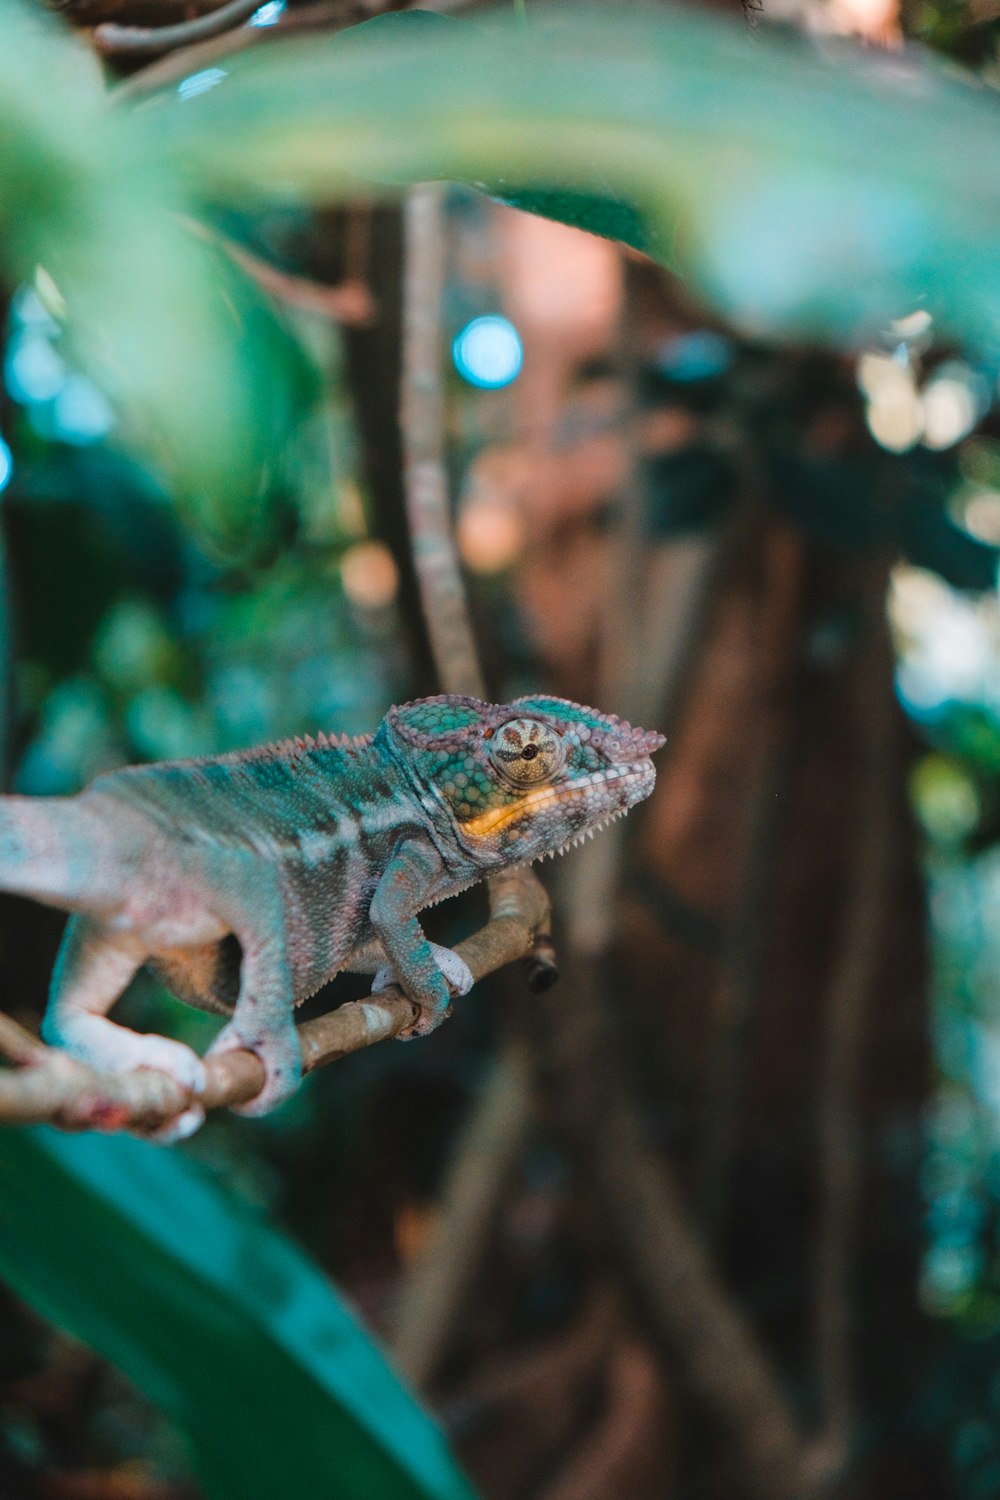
[[0, 694, 664, 1137]]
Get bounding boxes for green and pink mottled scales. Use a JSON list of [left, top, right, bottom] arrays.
[[0, 695, 663, 1138]]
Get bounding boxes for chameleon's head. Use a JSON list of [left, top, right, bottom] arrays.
[[382, 695, 665, 866]]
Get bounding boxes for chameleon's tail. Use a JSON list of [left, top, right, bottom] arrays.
[[0, 794, 125, 912]]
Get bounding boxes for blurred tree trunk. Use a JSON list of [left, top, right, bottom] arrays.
[[611, 516, 941, 1496]]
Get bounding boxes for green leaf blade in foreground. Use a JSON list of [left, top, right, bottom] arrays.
[[0, 1, 318, 557], [0, 1128, 477, 1500], [132, 5, 1000, 350]]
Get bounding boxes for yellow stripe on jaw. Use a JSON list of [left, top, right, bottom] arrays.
[[458, 785, 559, 838]]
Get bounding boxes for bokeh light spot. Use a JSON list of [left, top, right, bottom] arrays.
[[178, 67, 228, 101], [961, 491, 1000, 546], [341, 542, 399, 610], [922, 364, 988, 451], [52, 376, 114, 444], [655, 330, 732, 382], [453, 316, 522, 389], [5, 334, 66, 404], [866, 388, 923, 452], [458, 497, 525, 573], [249, 0, 285, 24], [0, 437, 12, 494]]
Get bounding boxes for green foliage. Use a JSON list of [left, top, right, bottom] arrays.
[[0, 2, 318, 557], [7, 2, 1000, 556], [139, 5, 1000, 350], [0, 1128, 476, 1500]]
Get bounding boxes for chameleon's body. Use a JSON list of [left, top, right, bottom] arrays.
[[0, 695, 663, 1137]]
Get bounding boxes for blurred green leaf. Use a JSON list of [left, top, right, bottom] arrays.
[[0, 1128, 477, 1500], [0, 2, 318, 556], [329, 9, 662, 254], [136, 5, 1000, 349]]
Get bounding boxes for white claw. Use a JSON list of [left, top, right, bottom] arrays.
[[144, 1105, 206, 1145]]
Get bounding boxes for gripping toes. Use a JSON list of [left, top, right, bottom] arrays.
[[372, 943, 474, 1039], [44, 1018, 207, 1143], [145, 1104, 206, 1145], [207, 1019, 302, 1117], [49, 1017, 207, 1096], [372, 941, 474, 1000]]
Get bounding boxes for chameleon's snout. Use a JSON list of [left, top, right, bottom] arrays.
[[622, 726, 666, 759], [594, 716, 666, 762]]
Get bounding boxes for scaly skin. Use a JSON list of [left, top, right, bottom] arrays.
[[0, 695, 664, 1138]]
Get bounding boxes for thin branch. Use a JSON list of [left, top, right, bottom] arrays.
[[51, 0, 223, 21], [401, 182, 486, 701], [390, 1041, 534, 1386], [181, 215, 377, 326], [0, 868, 549, 1132], [94, 0, 264, 56], [594, 1082, 817, 1499], [0, 1012, 49, 1068], [535, 1338, 670, 1500]]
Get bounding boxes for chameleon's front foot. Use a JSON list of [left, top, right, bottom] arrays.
[[206, 1018, 302, 1117], [372, 943, 474, 1039]]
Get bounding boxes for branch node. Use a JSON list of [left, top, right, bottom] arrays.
[[524, 934, 559, 993]]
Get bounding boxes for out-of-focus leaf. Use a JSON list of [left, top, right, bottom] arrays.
[[486, 184, 655, 256], [0, 2, 318, 556], [314, 7, 660, 252], [134, 5, 1000, 350], [0, 1128, 477, 1500]]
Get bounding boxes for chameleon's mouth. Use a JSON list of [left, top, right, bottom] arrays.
[[540, 804, 631, 860]]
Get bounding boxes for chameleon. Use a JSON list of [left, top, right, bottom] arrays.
[[0, 694, 664, 1138]]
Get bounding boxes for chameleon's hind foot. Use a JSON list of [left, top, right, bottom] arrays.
[[47, 1017, 207, 1095], [44, 1016, 207, 1141], [143, 1104, 206, 1145], [206, 1018, 302, 1117]]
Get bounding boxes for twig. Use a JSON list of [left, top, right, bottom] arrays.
[[593, 1080, 817, 1499], [51, 0, 221, 21], [0, 1012, 49, 1067], [181, 215, 376, 326], [401, 183, 486, 701], [0, 868, 549, 1131], [535, 1338, 671, 1500], [94, 0, 264, 56], [390, 1041, 533, 1386]]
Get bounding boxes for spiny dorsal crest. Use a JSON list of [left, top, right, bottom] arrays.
[[219, 730, 373, 769]]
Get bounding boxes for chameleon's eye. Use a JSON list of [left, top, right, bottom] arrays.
[[489, 718, 565, 786]]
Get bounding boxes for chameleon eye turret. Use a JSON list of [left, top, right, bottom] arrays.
[[488, 718, 565, 787]]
